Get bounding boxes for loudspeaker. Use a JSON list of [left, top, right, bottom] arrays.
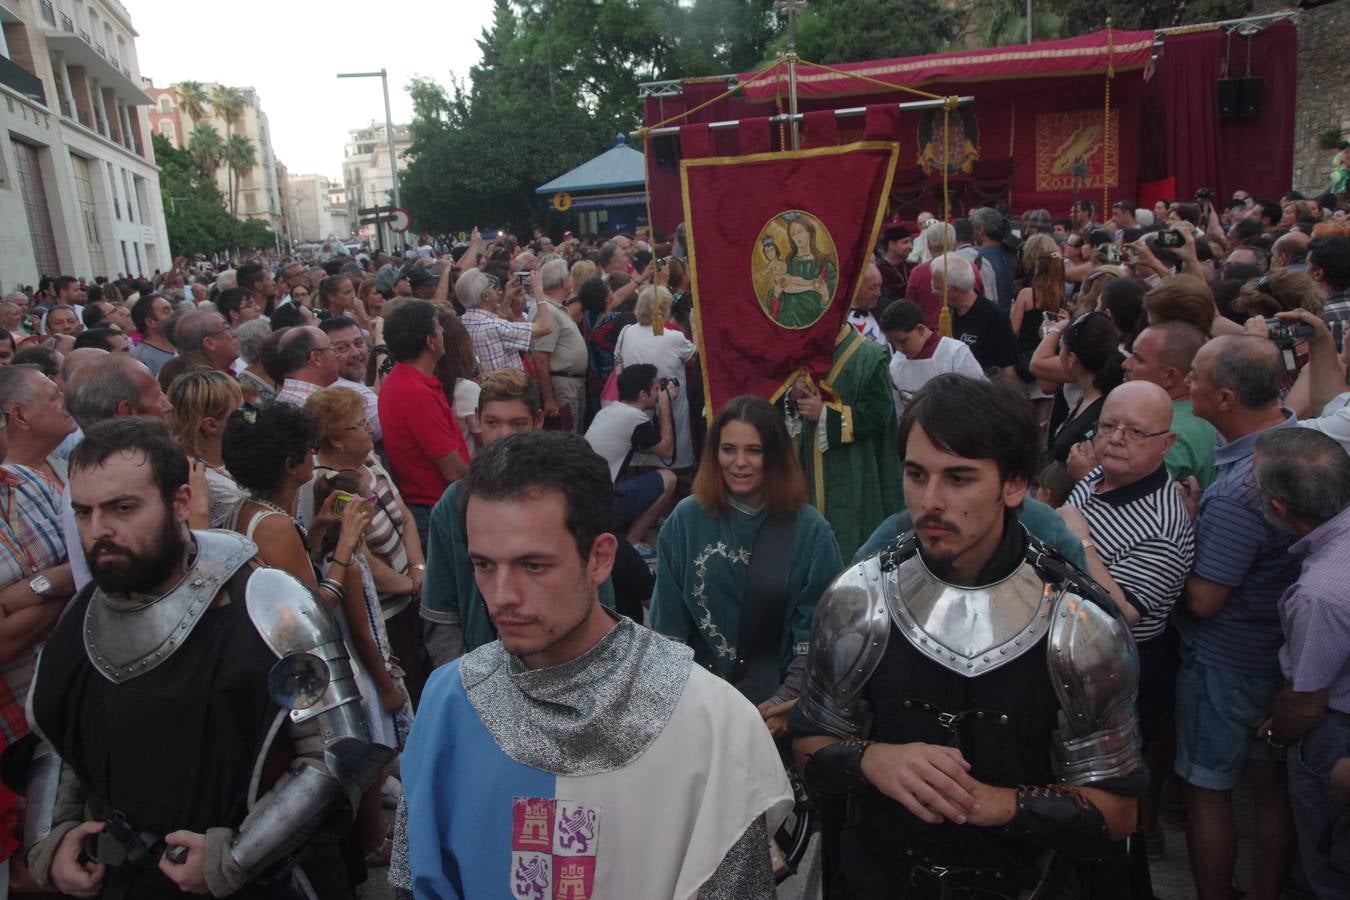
[[1238, 77, 1263, 118], [653, 134, 679, 168], [1218, 78, 1242, 119]]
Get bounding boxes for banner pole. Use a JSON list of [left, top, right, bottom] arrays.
[[774, 0, 807, 151]]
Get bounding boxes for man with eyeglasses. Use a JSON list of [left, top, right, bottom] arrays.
[[1057, 380, 1196, 859], [274, 326, 339, 407], [321, 316, 381, 443], [154, 310, 239, 390], [216, 287, 261, 329]]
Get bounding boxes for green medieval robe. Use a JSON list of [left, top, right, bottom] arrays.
[[651, 496, 843, 701], [775, 255, 838, 328], [421, 481, 615, 653], [790, 325, 904, 562]]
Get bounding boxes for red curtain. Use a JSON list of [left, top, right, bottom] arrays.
[[1141, 21, 1295, 201]]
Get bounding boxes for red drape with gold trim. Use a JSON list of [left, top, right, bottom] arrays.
[[681, 143, 898, 415]]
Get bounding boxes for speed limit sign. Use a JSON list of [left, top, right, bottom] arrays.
[[389, 207, 411, 233]]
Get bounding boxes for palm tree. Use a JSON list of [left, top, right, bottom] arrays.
[[225, 132, 258, 217], [175, 80, 208, 130], [210, 85, 246, 213], [187, 124, 225, 179]]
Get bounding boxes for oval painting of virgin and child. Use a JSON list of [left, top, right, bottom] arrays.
[[751, 210, 839, 329]]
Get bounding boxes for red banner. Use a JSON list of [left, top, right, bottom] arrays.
[[681, 142, 898, 416]]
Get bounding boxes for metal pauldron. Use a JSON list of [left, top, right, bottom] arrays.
[[1045, 584, 1144, 786], [22, 741, 61, 853], [792, 558, 891, 739]]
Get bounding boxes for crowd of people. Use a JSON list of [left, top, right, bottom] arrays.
[[0, 183, 1346, 899]]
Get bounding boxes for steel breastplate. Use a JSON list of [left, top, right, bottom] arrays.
[[886, 533, 1055, 678], [84, 529, 258, 684]]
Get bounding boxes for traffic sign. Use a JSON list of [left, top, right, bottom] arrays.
[[388, 208, 411, 233], [552, 192, 572, 212], [357, 205, 396, 215]]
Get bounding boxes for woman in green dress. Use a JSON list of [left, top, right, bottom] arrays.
[[774, 216, 839, 328], [652, 394, 843, 734]]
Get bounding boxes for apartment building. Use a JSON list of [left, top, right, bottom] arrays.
[[341, 122, 410, 245], [286, 172, 336, 242], [146, 81, 284, 234], [0, 0, 169, 286]]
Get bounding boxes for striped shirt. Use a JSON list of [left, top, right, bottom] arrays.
[[0, 465, 66, 742], [1175, 413, 1302, 676], [1068, 465, 1195, 643]]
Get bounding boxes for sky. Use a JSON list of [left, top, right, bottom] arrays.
[[129, 0, 495, 181]]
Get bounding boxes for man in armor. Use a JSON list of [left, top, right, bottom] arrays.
[[791, 375, 1147, 899], [22, 416, 391, 898]]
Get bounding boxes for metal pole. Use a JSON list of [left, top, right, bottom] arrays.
[[1026, 0, 1033, 43], [787, 52, 800, 151], [630, 96, 976, 140], [380, 68, 401, 248]]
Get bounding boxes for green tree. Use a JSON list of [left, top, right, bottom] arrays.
[[152, 131, 256, 257], [175, 80, 208, 128], [210, 85, 246, 212], [186, 123, 224, 179], [224, 132, 258, 217], [767, 0, 960, 64]]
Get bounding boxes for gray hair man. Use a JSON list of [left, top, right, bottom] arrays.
[[931, 254, 1017, 380], [1251, 427, 1350, 899], [62, 354, 174, 592], [531, 258, 588, 432], [1176, 335, 1299, 900], [457, 269, 551, 374], [273, 326, 338, 407]]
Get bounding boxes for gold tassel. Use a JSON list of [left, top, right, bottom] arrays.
[[938, 303, 952, 337]]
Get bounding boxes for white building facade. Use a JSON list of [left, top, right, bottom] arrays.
[[341, 123, 410, 245], [286, 172, 335, 242], [0, 0, 169, 286]]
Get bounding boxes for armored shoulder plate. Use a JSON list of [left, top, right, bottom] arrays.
[[84, 529, 257, 684], [886, 529, 1055, 678], [1046, 589, 1144, 785], [245, 566, 344, 661], [794, 553, 892, 738]]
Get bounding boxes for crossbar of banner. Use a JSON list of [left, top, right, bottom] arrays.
[[632, 96, 976, 141]]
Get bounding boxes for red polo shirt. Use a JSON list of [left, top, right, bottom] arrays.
[[377, 363, 469, 506]]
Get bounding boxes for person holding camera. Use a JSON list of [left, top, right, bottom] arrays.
[[584, 363, 678, 556]]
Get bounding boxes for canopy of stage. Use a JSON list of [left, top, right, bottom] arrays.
[[640, 21, 1296, 238]]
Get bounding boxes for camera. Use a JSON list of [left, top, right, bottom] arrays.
[[1155, 229, 1185, 249], [514, 271, 531, 285], [332, 491, 369, 517], [1195, 187, 1215, 201], [658, 376, 680, 391], [1265, 319, 1315, 345]]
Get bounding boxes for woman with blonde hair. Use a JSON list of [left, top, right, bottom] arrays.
[[569, 258, 597, 298], [622, 279, 698, 469], [165, 370, 247, 527]]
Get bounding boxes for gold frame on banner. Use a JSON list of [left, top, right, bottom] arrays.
[[678, 140, 900, 425]]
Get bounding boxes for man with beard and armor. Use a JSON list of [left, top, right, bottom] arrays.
[[21, 417, 391, 899], [791, 374, 1146, 899]]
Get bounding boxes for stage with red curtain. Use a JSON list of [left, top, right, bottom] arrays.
[[642, 22, 1296, 238]]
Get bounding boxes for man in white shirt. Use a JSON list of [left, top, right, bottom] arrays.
[[583, 363, 676, 555], [320, 316, 381, 443], [880, 298, 986, 416], [531, 259, 589, 432]]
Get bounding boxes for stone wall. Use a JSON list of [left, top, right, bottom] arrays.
[[1254, 0, 1350, 196]]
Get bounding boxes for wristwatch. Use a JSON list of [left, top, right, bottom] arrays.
[[28, 575, 54, 598]]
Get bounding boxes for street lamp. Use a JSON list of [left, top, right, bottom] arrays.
[[336, 69, 401, 249]]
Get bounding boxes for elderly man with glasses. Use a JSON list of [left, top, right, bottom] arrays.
[[1058, 380, 1197, 859]]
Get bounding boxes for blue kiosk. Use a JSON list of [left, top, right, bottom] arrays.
[[536, 135, 648, 238]]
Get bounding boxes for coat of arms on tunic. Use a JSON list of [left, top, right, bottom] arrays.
[[511, 797, 601, 900], [751, 210, 840, 331], [1035, 109, 1120, 192]]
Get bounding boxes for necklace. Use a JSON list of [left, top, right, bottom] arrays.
[[251, 495, 294, 518]]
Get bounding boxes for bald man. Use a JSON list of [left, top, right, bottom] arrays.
[[1057, 381, 1198, 852]]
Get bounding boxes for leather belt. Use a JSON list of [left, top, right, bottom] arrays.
[[549, 371, 585, 378]]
